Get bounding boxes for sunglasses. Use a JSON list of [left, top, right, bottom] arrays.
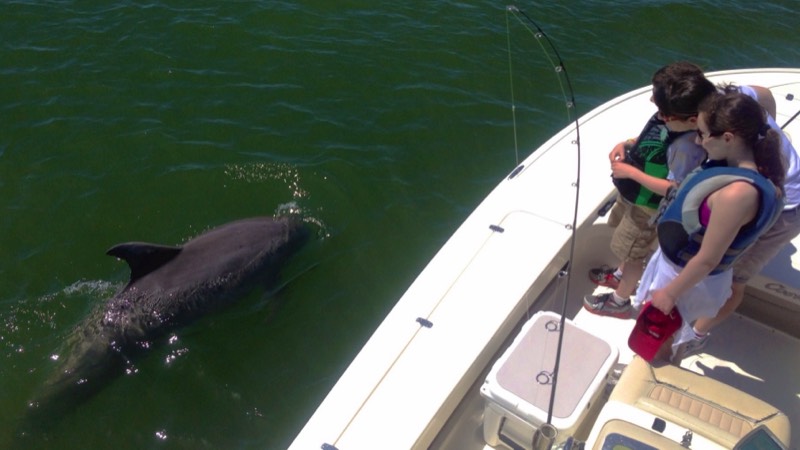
[[659, 111, 696, 122], [696, 129, 722, 140]]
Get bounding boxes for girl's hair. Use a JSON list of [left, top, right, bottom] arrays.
[[699, 91, 785, 189]]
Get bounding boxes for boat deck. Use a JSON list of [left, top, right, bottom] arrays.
[[431, 221, 800, 450]]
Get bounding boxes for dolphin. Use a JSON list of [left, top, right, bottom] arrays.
[[26, 215, 310, 422]]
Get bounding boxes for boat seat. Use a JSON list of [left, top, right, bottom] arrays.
[[609, 356, 791, 448]]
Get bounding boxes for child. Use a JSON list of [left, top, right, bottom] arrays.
[[673, 83, 800, 360], [584, 62, 714, 317]]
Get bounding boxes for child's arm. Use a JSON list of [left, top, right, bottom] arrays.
[[608, 138, 637, 162], [611, 161, 672, 196], [749, 85, 777, 119]]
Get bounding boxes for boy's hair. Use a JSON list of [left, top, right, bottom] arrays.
[[651, 62, 716, 118]]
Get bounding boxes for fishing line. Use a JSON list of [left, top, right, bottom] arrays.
[[506, 5, 582, 428], [782, 110, 799, 130], [782, 93, 798, 129], [505, 12, 519, 164]]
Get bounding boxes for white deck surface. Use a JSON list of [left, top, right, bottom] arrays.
[[430, 292, 800, 450], [432, 192, 800, 449], [681, 313, 800, 436]]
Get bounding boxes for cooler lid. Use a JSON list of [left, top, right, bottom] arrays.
[[495, 312, 612, 418]]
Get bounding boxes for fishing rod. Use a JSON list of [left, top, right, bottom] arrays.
[[506, 5, 581, 447]]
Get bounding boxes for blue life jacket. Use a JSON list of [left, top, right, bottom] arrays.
[[656, 166, 783, 275]]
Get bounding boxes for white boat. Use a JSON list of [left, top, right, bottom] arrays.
[[288, 68, 800, 450]]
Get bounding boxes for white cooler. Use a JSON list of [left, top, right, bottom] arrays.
[[480, 311, 618, 449]]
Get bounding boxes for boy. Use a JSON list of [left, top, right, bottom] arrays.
[[584, 62, 715, 316]]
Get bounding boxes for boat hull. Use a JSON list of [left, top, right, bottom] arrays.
[[289, 68, 800, 450]]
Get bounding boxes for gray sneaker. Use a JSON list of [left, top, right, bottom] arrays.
[[672, 333, 710, 363], [582, 292, 632, 318]]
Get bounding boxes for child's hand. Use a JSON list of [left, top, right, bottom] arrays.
[[608, 141, 626, 162], [650, 289, 677, 315], [611, 161, 639, 179]]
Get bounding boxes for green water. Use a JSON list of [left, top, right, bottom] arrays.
[[2, 1, 798, 448]]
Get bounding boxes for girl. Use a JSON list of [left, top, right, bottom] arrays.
[[634, 91, 785, 362]]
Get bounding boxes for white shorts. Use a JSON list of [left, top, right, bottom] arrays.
[[635, 247, 732, 345]]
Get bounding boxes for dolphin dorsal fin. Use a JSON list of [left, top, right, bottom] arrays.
[[106, 242, 183, 284]]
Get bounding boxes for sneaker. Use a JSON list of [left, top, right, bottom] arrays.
[[672, 333, 710, 363], [589, 266, 620, 289], [583, 292, 632, 318]]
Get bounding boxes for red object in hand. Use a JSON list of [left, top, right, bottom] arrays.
[[628, 301, 683, 361]]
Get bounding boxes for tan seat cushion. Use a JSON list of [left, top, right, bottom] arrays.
[[609, 356, 790, 448]]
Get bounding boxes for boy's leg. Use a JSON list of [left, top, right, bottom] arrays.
[[609, 203, 657, 299], [588, 196, 628, 287], [585, 202, 656, 317], [616, 258, 644, 299]]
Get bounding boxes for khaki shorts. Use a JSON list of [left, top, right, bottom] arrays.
[[733, 205, 800, 283], [608, 195, 659, 262]]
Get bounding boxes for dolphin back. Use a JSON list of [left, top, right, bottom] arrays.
[[27, 215, 310, 427]]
